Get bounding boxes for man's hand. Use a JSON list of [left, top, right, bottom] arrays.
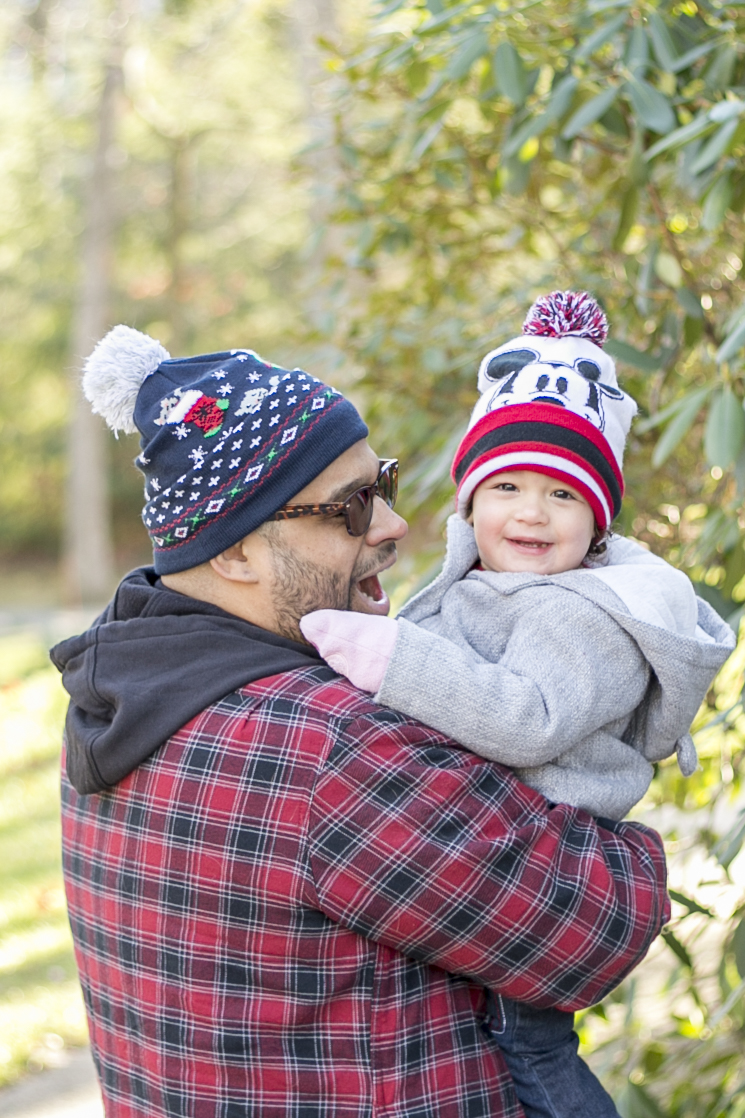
[[300, 610, 399, 693]]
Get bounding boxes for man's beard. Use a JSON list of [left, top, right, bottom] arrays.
[[267, 532, 394, 643]]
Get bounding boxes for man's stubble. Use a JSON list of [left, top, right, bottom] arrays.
[[263, 524, 394, 642]]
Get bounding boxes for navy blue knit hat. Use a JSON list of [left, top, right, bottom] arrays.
[[83, 326, 369, 573]]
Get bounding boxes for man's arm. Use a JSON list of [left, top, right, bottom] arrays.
[[308, 706, 668, 1011]]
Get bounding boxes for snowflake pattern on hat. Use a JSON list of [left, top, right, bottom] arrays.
[[140, 355, 345, 553], [83, 328, 368, 573]]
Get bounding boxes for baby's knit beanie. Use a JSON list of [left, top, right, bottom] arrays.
[[83, 326, 368, 573], [451, 291, 637, 530]]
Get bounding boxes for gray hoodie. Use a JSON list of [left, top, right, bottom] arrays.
[[376, 516, 735, 820]]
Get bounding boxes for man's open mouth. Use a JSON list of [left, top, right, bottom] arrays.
[[352, 551, 397, 614], [354, 571, 390, 615], [358, 573, 386, 603]]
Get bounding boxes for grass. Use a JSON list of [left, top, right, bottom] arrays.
[[0, 638, 89, 1088]]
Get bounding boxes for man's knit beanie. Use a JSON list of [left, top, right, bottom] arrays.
[[83, 326, 368, 573], [451, 291, 637, 530]]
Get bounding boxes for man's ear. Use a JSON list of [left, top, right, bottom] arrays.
[[209, 538, 260, 584]]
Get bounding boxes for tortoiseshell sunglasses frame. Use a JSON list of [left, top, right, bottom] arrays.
[[267, 458, 398, 537]]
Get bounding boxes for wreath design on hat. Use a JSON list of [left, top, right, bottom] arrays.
[[183, 394, 229, 437]]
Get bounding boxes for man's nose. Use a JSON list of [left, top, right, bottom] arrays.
[[367, 496, 408, 544]]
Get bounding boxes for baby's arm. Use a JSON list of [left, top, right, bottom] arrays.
[[302, 584, 649, 768]]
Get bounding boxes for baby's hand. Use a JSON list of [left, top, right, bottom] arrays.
[[300, 610, 399, 693]]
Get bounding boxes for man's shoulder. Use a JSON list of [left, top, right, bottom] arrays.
[[140, 664, 465, 803], [237, 662, 380, 716], [236, 663, 452, 740]]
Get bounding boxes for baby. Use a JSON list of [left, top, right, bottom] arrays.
[[301, 292, 736, 1118]]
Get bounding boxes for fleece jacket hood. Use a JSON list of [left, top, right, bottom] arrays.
[[50, 567, 321, 795]]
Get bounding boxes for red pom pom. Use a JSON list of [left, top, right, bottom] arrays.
[[523, 291, 609, 347]]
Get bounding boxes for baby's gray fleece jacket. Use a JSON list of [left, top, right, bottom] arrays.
[[376, 516, 735, 820]]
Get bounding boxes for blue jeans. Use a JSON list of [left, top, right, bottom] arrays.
[[485, 992, 620, 1118]]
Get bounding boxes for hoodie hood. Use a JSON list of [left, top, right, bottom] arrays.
[[50, 567, 321, 795]]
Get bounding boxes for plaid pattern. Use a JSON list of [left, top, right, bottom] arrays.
[[61, 665, 669, 1118]]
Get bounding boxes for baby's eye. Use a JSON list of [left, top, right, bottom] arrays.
[[494, 482, 518, 492], [553, 489, 575, 500]]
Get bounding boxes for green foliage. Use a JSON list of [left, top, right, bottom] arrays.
[[324, 0, 745, 595], [571, 640, 745, 1113]]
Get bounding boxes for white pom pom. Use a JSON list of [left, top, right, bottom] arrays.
[[82, 324, 170, 435]]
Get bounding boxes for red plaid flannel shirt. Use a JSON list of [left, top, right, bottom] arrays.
[[61, 664, 669, 1117]]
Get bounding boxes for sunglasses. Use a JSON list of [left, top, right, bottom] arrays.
[[267, 458, 398, 537]]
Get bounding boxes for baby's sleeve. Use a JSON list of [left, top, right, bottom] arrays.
[[376, 583, 649, 769]]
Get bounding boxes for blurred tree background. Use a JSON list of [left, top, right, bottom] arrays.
[[1, 0, 745, 1114], [0, 0, 349, 603], [323, 0, 745, 609]]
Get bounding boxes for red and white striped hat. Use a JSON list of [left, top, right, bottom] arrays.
[[451, 291, 637, 531]]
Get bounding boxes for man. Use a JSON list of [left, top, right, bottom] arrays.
[[53, 326, 669, 1118]]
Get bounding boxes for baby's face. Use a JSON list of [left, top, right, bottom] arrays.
[[470, 470, 595, 575]]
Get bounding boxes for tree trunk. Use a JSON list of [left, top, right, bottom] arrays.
[[62, 42, 124, 605], [290, 0, 340, 310], [291, 0, 338, 154], [165, 136, 191, 355]]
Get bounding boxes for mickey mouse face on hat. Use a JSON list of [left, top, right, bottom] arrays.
[[476, 334, 625, 434]]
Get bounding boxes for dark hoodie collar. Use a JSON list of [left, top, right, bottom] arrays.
[[50, 567, 321, 795]]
